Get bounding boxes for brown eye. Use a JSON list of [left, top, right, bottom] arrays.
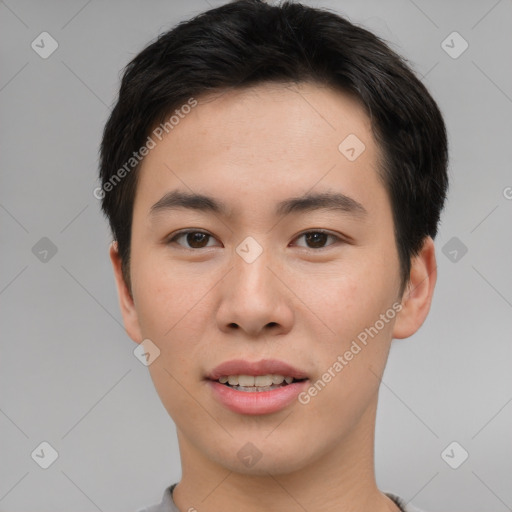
[[295, 230, 340, 249], [304, 232, 328, 248], [168, 230, 219, 249], [185, 232, 210, 248]]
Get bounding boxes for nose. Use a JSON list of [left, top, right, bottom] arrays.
[[215, 247, 294, 338]]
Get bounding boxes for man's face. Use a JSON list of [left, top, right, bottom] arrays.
[[118, 82, 405, 474]]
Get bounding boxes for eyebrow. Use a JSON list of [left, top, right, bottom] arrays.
[[149, 190, 367, 219]]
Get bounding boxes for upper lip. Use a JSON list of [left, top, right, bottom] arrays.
[[207, 359, 309, 381]]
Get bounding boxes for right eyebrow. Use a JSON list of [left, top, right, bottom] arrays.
[[149, 190, 230, 218]]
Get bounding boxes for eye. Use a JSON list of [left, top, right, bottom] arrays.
[[167, 230, 220, 249], [293, 230, 342, 249]]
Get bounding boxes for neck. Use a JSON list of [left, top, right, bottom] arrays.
[[173, 395, 399, 512]]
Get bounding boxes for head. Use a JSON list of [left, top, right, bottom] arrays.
[[99, 0, 447, 475]]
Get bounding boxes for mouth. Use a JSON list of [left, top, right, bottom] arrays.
[[206, 358, 309, 385], [205, 359, 310, 414]]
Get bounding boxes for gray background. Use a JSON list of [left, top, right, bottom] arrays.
[[1, 0, 511, 510]]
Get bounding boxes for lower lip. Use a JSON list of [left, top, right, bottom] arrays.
[[207, 380, 309, 415]]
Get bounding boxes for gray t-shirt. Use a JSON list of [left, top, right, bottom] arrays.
[[137, 484, 427, 512]]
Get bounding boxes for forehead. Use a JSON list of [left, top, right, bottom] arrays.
[[171, 81, 374, 160], [135, 81, 386, 220]]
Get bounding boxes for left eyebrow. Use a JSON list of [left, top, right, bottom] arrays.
[[275, 191, 367, 218], [149, 190, 367, 219]]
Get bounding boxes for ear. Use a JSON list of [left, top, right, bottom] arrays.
[[109, 241, 143, 344], [392, 236, 437, 339]]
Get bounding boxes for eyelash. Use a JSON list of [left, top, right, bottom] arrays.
[[166, 229, 345, 251]]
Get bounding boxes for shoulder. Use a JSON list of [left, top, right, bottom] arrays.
[[384, 491, 429, 512], [136, 484, 178, 512], [137, 486, 428, 512]]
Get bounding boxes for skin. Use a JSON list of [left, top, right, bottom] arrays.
[[110, 82, 437, 512]]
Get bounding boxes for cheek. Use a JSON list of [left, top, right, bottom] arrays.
[[133, 262, 213, 421], [131, 254, 216, 374], [291, 253, 398, 403], [298, 256, 398, 344], [132, 248, 194, 335]]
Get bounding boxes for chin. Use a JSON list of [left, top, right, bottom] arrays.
[[210, 436, 319, 477]]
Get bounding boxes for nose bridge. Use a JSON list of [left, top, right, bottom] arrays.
[[231, 239, 277, 305], [215, 236, 293, 335]]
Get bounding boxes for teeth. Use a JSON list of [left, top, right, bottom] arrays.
[[272, 374, 285, 385], [255, 375, 273, 386], [218, 374, 295, 386], [238, 375, 255, 387], [235, 385, 284, 392]]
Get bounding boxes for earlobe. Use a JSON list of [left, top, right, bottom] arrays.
[[109, 241, 143, 344], [392, 237, 437, 339]]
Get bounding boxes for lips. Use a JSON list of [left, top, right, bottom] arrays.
[[206, 358, 309, 382], [206, 359, 310, 414]]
